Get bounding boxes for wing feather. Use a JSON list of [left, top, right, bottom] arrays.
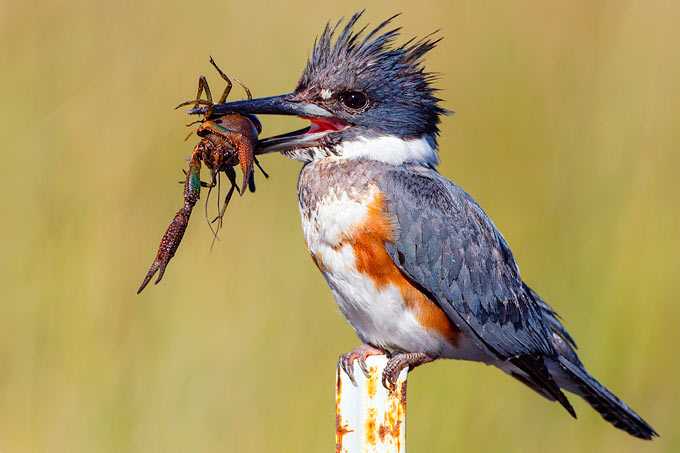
[[378, 166, 555, 360]]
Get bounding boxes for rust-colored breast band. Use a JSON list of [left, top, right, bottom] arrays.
[[351, 190, 461, 346]]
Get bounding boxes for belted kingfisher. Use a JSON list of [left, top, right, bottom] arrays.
[[191, 12, 657, 440]]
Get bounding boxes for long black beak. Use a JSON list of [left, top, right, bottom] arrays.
[[187, 93, 332, 118], [187, 93, 347, 155]]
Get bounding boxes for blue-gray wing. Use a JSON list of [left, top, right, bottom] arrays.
[[378, 165, 555, 360]]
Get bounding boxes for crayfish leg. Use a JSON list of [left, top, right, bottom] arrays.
[[254, 156, 269, 179], [233, 77, 252, 100], [213, 167, 239, 225], [209, 56, 233, 104]]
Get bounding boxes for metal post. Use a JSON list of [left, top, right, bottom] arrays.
[[335, 355, 408, 453]]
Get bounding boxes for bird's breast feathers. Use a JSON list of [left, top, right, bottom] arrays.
[[298, 166, 480, 358]]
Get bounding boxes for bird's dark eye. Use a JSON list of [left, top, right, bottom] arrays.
[[341, 91, 368, 110]]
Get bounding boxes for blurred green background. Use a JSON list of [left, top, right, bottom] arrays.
[[1, 0, 678, 451]]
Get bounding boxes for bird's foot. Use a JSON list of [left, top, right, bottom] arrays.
[[382, 352, 436, 390], [340, 344, 387, 384]]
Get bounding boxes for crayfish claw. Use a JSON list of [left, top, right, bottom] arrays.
[[154, 261, 169, 285], [137, 257, 171, 294], [137, 202, 194, 294], [137, 263, 159, 294]]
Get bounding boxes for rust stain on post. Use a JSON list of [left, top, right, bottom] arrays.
[[335, 355, 407, 452], [378, 420, 402, 442], [366, 367, 377, 399], [377, 381, 406, 449], [336, 412, 352, 453], [335, 366, 353, 452], [366, 407, 377, 445]]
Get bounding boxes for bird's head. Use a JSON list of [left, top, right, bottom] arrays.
[[191, 12, 449, 167]]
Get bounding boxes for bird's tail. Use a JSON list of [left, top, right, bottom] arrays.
[[556, 356, 658, 440]]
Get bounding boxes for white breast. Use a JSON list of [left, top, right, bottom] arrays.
[[299, 186, 461, 356]]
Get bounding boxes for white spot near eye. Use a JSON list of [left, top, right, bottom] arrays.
[[320, 88, 332, 100]]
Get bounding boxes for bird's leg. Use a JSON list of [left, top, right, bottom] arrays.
[[382, 352, 437, 390], [340, 344, 388, 384]]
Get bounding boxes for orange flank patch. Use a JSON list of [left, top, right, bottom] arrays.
[[350, 190, 460, 346]]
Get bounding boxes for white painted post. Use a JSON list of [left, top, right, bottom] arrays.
[[335, 355, 408, 453]]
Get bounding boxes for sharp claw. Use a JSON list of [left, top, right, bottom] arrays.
[[381, 359, 400, 391], [387, 374, 397, 391], [348, 362, 356, 383], [341, 357, 357, 385], [137, 265, 157, 294], [358, 357, 372, 379], [380, 352, 435, 389], [381, 373, 390, 391], [154, 262, 168, 285], [340, 344, 388, 385]]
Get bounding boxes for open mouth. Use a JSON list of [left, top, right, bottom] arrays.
[[256, 116, 350, 154], [186, 93, 350, 155]]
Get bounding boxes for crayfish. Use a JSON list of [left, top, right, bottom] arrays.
[[137, 58, 266, 294]]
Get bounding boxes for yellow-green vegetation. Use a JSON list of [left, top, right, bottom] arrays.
[[0, 1, 678, 451]]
